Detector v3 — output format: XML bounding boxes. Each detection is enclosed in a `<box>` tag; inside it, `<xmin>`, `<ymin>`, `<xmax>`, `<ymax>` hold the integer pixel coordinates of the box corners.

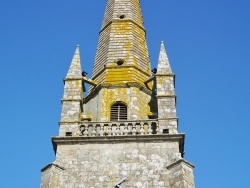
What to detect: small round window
<box><xmin>116</xmin><ymin>59</ymin><xmax>124</xmax><ymax>66</ymax></box>
<box><xmin>119</xmin><ymin>14</ymin><xmax>125</xmax><ymax>19</ymax></box>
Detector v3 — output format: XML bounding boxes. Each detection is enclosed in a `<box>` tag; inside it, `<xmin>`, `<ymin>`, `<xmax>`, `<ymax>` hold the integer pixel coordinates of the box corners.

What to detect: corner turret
<box><xmin>156</xmin><ymin>41</ymin><xmax>178</xmax><ymax>134</ymax></box>
<box><xmin>59</xmin><ymin>45</ymin><xmax>83</xmax><ymax>136</ymax></box>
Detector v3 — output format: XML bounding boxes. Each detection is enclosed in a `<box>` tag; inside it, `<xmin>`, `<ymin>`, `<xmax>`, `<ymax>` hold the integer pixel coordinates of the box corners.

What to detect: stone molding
<box><xmin>52</xmin><ymin>134</ymin><xmax>185</xmax><ymax>154</ymax></box>
<box><xmin>156</xmin><ymin>73</ymin><xmax>175</xmax><ymax>76</ymax></box>
<box><xmin>61</xmin><ymin>99</ymin><xmax>83</xmax><ymax>102</ymax></box>
<box><xmin>41</xmin><ymin>163</ymin><xmax>65</xmax><ymax>172</ymax></box>
<box><xmin>52</xmin><ymin>134</ymin><xmax>184</xmax><ymax>144</ymax></box>
<box><xmin>91</xmin><ymin>64</ymin><xmax>151</xmax><ymax>81</ymax></box>
<box><xmin>156</xmin><ymin>94</ymin><xmax>176</xmax><ymax>98</ymax></box>
<box><xmin>166</xmin><ymin>159</ymin><xmax>195</xmax><ymax>170</ymax></box>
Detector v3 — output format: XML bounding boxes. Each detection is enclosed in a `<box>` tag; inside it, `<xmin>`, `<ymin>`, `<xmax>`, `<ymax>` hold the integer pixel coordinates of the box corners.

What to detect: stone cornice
<box><xmin>59</xmin><ymin>118</ymin><xmax>162</xmax><ymax>125</ymax></box>
<box><xmin>155</xmin><ymin>73</ymin><xmax>175</xmax><ymax>76</ymax></box>
<box><xmin>61</xmin><ymin>98</ymin><xmax>83</xmax><ymax>107</ymax></box>
<box><xmin>59</xmin><ymin>121</ymin><xmax>82</xmax><ymax>125</ymax></box>
<box><xmin>61</xmin><ymin>98</ymin><xmax>82</xmax><ymax>102</ymax></box>
<box><xmin>166</xmin><ymin>159</ymin><xmax>195</xmax><ymax>170</ymax></box>
<box><xmin>91</xmin><ymin>64</ymin><xmax>151</xmax><ymax>81</ymax></box>
<box><xmin>105</xmin><ymin>65</ymin><xmax>151</xmax><ymax>77</ymax></box>
<box><xmin>41</xmin><ymin>163</ymin><xmax>65</xmax><ymax>172</ymax></box>
<box><xmin>157</xmin><ymin>117</ymin><xmax>178</xmax><ymax>121</ymax></box>
<box><xmin>156</xmin><ymin>94</ymin><xmax>176</xmax><ymax>98</ymax></box>
<box><xmin>52</xmin><ymin>134</ymin><xmax>185</xmax><ymax>155</ymax></box>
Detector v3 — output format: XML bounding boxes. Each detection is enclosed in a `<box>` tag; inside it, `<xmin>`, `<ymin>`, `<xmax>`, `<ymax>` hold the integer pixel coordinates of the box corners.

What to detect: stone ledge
<box><xmin>91</xmin><ymin>64</ymin><xmax>151</xmax><ymax>81</ymax></box>
<box><xmin>61</xmin><ymin>98</ymin><xmax>82</xmax><ymax>102</ymax></box>
<box><xmin>52</xmin><ymin>134</ymin><xmax>185</xmax><ymax>155</ymax></box>
<box><xmin>157</xmin><ymin>117</ymin><xmax>178</xmax><ymax>120</ymax></box>
<box><xmin>156</xmin><ymin>73</ymin><xmax>175</xmax><ymax>76</ymax></box>
<box><xmin>156</xmin><ymin>94</ymin><xmax>176</xmax><ymax>98</ymax></box>
<box><xmin>166</xmin><ymin>159</ymin><xmax>195</xmax><ymax>170</ymax></box>
<box><xmin>41</xmin><ymin>163</ymin><xmax>65</xmax><ymax>172</ymax></box>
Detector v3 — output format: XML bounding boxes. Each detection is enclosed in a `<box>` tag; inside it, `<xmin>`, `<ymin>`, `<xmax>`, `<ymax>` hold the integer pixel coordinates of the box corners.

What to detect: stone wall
<box><xmin>84</xmin><ymin>86</ymin><xmax>157</xmax><ymax>122</ymax></box>
<box><xmin>41</xmin><ymin>164</ymin><xmax>65</xmax><ymax>188</ymax></box>
<box><xmin>42</xmin><ymin>139</ymin><xmax>190</xmax><ymax>188</ymax></box>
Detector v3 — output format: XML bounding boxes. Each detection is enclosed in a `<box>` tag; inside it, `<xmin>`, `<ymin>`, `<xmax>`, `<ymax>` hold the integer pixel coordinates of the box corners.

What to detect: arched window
<box><xmin>110</xmin><ymin>102</ymin><xmax>127</xmax><ymax>121</ymax></box>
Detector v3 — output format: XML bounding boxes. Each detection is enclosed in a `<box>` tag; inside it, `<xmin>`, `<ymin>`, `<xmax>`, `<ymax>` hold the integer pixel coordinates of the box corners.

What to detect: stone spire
<box><xmin>66</xmin><ymin>45</ymin><xmax>82</xmax><ymax>79</ymax></box>
<box><xmin>84</xmin><ymin>0</ymin><xmax>156</xmax><ymax>122</ymax></box>
<box><xmin>101</xmin><ymin>0</ymin><xmax>144</xmax><ymax>28</ymax></box>
<box><xmin>41</xmin><ymin>1</ymin><xmax>195</xmax><ymax>187</ymax></box>
<box><xmin>157</xmin><ymin>41</ymin><xmax>172</xmax><ymax>74</ymax></box>
<box><xmin>59</xmin><ymin>46</ymin><xmax>83</xmax><ymax>135</ymax></box>
<box><xmin>91</xmin><ymin>0</ymin><xmax>151</xmax><ymax>86</ymax></box>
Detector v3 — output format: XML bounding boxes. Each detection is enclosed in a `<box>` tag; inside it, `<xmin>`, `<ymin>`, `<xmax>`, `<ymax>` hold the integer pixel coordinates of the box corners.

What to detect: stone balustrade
<box><xmin>79</xmin><ymin>120</ymin><xmax>159</xmax><ymax>136</ymax></box>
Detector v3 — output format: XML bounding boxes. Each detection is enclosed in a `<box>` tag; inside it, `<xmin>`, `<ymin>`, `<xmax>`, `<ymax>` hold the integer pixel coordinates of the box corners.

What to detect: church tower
<box><xmin>41</xmin><ymin>0</ymin><xmax>195</xmax><ymax>187</ymax></box>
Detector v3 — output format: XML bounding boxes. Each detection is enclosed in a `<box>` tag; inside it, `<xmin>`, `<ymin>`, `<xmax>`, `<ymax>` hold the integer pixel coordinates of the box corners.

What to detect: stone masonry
<box><xmin>41</xmin><ymin>0</ymin><xmax>195</xmax><ymax>187</ymax></box>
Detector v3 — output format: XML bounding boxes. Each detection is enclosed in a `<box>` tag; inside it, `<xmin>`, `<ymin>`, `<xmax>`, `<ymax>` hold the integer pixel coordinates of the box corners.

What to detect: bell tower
<box><xmin>85</xmin><ymin>0</ymin><xmax>155</xmax><ymax>122</ymax></box>
<box><xmin>40</xmin><ymin>0</ymin><xmax>195</xmax><ymax>187</ymax></box>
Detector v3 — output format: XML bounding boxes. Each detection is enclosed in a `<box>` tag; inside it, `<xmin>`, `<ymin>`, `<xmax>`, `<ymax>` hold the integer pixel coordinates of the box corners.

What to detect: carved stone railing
<box><xmin>79</xmin><ymin>120</ymin><xmax>159</xmax><ymax>136</ymax></box>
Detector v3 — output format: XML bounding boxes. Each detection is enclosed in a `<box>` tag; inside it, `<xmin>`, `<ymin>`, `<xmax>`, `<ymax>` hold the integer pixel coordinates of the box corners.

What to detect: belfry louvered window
<box><xmin>110</xmin><ymin>102</ymin><xmax>127</xmax><ymax>121</ymax></box>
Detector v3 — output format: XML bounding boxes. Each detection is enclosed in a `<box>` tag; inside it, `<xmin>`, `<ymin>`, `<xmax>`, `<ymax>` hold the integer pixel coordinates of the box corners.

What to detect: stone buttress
<box><xmin>40</xmin><ymin>0</ymin><xmax>195</xmax><ymax>187</ymax></box>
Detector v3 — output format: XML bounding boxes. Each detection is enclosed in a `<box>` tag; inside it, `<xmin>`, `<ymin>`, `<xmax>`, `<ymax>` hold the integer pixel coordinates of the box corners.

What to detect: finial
<box><xmin>157</xmin><ymin>41</ymin><xmax>172</xmax><ymax>74</ymax></box>
<box><xmin>66</xmin><ymin>45</ymin><xmax>82</xmax><ymax>78</ymax></box>
<box><xmin>74</xmin><ymin>45</ymin><xmax>80</xmax><ymax>55</ymax></box>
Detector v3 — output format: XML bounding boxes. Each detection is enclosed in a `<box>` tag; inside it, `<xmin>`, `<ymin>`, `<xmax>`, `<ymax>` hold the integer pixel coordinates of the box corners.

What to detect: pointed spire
<box><xmin>101</xmin><ymin>0</ymin><xmax>144</xmax><ymax>29</ymax></box>
<box><xmin>66</xmin><ymin>45</ymin><xmax>82</xmax><ymax>78</ymax></box>
<box><xmin>157</xmin><ymin>41</ymin><xmax>172</xmax><ymax>74</ymax></box>
<box><xmin>91</xmin><ymin>0</ymin><xmax>151</xmax><ymax>84</ymax></box>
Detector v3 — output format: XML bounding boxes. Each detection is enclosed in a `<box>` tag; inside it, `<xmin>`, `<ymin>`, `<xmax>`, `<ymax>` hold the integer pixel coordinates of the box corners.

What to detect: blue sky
<box><xmin>0</xmin><ymin>0</ymin><xmax>250</xmax><ymax>187</ymax></box>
